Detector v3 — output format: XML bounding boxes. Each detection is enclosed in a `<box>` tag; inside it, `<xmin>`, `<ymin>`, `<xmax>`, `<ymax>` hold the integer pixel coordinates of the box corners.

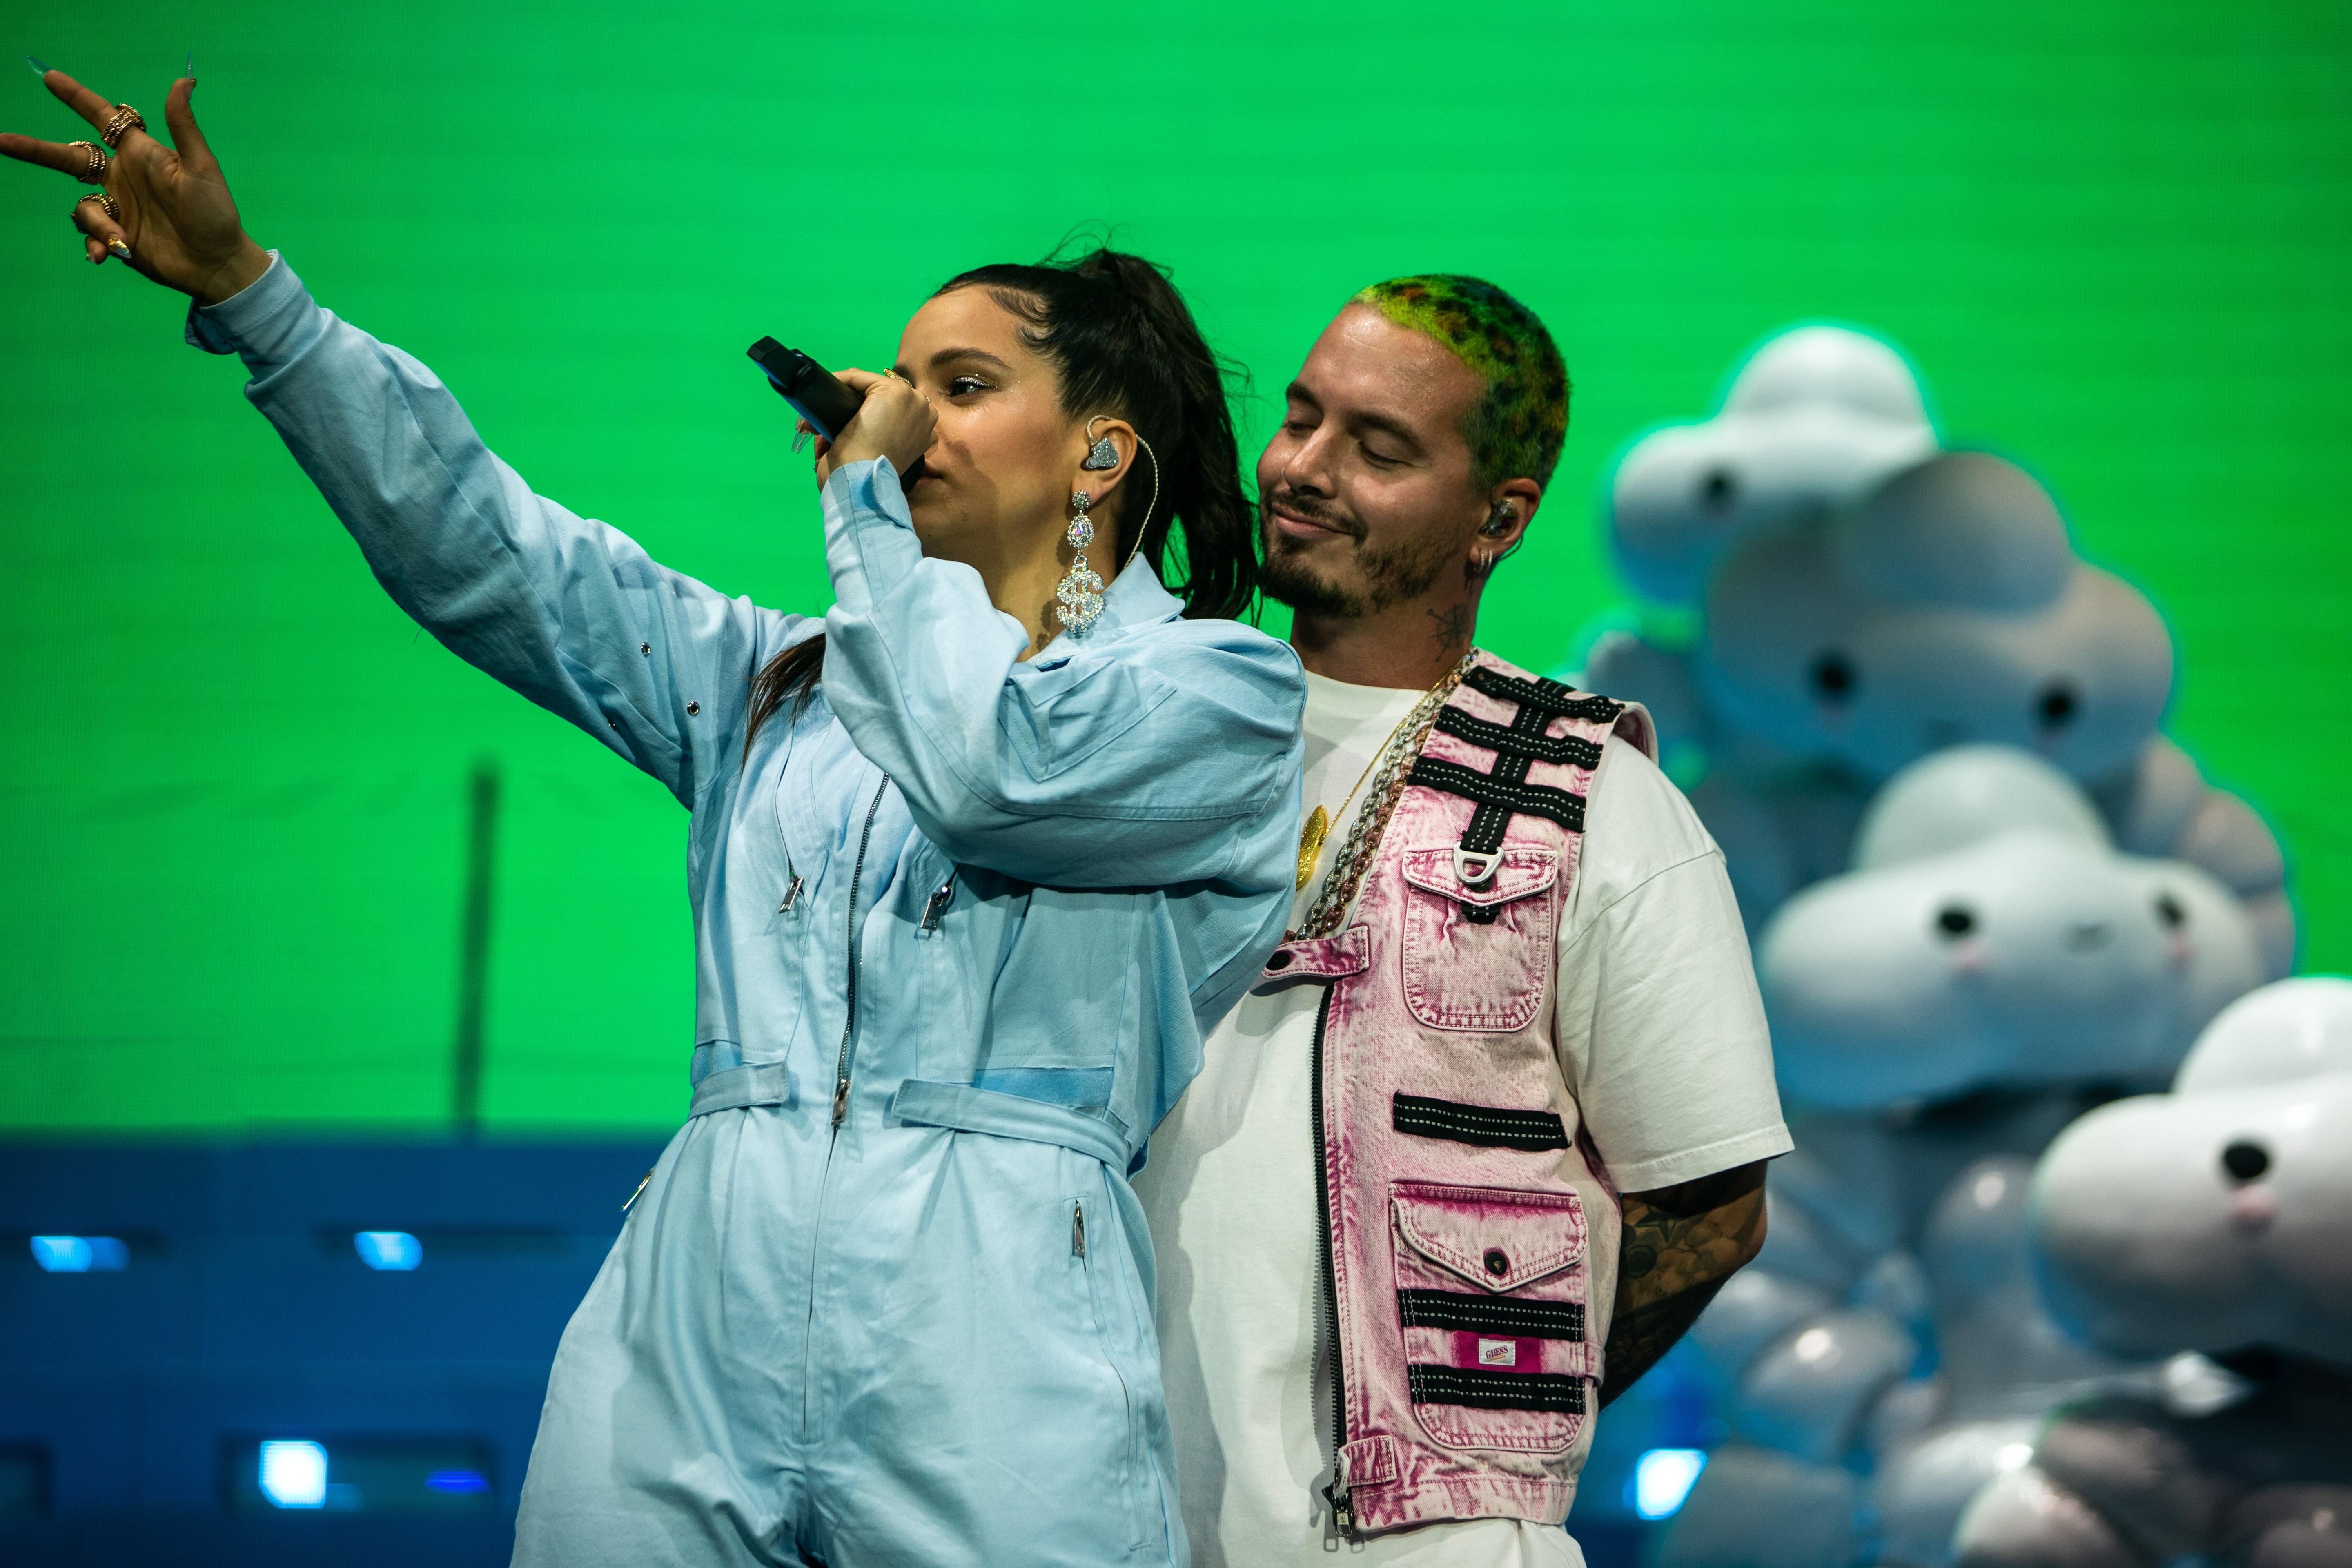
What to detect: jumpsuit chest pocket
<box><xmin>1399</xmin><ymin>846</ymin><xmax>1559</xmax><ymax>1033</ymax></box>
<box><xmin>1390</xmin><ymin>1183</ymin><xmax>1591</xmax><ymax>1455</ymax></box>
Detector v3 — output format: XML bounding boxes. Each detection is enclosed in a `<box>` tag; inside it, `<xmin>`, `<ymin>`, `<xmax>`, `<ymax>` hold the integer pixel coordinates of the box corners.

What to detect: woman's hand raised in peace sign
<box><xmin>2</xmin><ymin>63</ymin><xmax>270</xmax><ymax>304</ymax></box>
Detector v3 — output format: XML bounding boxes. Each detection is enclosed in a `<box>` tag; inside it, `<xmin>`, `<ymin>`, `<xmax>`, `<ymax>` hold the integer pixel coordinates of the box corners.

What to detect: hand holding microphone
<box><xmin>816</xmin><ymin>369</ymin><xmax>934</xmax><ymax>486</ymax></box>
<box><xmin>748</xmin><ymin>338</ymin><xmax>934</xmax><ymax>488</ymax></box>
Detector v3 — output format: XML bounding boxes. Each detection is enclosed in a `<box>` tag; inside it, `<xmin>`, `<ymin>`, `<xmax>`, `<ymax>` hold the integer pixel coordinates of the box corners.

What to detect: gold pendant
<box><xmin>1296</xmin><ymin>804</ymin><xmax>1331</xmax><ymax>890</ymax></box>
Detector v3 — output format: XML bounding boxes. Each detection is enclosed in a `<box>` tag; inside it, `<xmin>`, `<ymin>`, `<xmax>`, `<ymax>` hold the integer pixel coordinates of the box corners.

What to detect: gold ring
<box><xmin>75</xmin><ymin>190</ymin><xmax>119</xmax><ymax>222</ymax></box>
<box><xmin>66</xmin><ymin>140</ymin><xmax>108</xmax><ymax>184</ymax></box>
<box><xmin>99</xmin><ymin>103</ymin><xmax>145</xmax><ymax>149</ymax></box>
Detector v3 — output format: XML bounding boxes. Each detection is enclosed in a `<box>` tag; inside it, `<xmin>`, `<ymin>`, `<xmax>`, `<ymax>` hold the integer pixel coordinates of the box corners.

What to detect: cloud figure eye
<box><xmin>1935</xmin><ymin>904</ymin><xmax>1977</xmax><ymax>938</ymax></box>
<box><xmin>2154</xmin><ymin>891</ymin><xmax>2186</xmax><ymax>929</ymax></box>
<box><xmin>2220</xmin><ymin>1140</ymin><xmax>2270</xmax><ymax>1183</ymax></box>
<box><xmin>1809</xmin><ymin>650</ymin><xmax>1858</xmax><ymax>704</ymax></box>
<box><xmin>2036</xmin><ymin>682</ymin><xmax>2080</xmax><ymax>728</ymax></box>
<box><xmin>1699</xmin><ymin>468</ymin><xmax>1738</xmax><ymax>515</ymax></box>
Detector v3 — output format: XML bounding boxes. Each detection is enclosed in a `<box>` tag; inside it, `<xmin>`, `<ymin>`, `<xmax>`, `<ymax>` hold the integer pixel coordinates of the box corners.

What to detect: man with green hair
<box><xmin>1136</xmin><ymin>277</ymin><xmax>1788</xmax><ymax>1561</ymax></box>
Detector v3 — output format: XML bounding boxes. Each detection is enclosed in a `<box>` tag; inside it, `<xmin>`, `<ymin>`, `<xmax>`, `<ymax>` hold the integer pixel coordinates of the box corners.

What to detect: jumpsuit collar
<box><xmin>1028</xmin><ymin>556</ymin><xmax>1184</xmax><ymax>670</ymax></box>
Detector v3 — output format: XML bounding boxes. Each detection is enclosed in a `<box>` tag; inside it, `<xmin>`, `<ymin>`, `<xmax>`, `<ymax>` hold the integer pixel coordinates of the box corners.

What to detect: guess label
<box><xmin>1450</xmin><ymin>1331</ymin><xmax>1544</xmax><ymax>1372</ymax></box>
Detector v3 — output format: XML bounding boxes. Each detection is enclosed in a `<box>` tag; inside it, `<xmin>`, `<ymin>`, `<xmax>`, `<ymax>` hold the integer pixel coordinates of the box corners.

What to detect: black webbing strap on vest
<box><xmin>1407</xmin><ymin>1364</ymin><xmax>1587</xmax><ymax>1414</ymax></box>
<box><xmin>1407</xmin><ymin>665</ymin><xmax>1622</xmax><ymax>858</ymax></box>
<box><xmin>1393</xmin><ymin>1092</ymin><xmax>1570</xmax><ymax>1150</ymax></box>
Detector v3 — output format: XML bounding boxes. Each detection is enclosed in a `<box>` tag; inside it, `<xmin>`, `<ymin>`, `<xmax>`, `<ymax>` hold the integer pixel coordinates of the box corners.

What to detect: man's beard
<box><xmin>1259</xmin><ymin>493</ymin><xmax>1459</xmax><ymax>618</ymax></box>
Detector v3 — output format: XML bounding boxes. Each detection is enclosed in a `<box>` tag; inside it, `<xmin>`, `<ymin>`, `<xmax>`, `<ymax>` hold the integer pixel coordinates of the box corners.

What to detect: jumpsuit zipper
<box><xmin>1309</xmin><ymin>984</ymin><xmax>1354</xmax><ymax>1537</ymax></box>
<box><xmin>802</xmin><ymin>772</ymin><xmax>892</xmax><ymax>1440</ymax></box>
<box><xmin>830</xmin><ymin>776</ymin><xmax>890</xmax><ymax>1129</ymax></box>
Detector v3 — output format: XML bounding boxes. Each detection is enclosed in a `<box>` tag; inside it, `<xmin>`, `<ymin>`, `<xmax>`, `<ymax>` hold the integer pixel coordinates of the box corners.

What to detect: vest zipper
<box><xmin>830</xmin><ymin>776</ymin><xmax>890</xmax><ymax>1129</ymax></box>
<box><xmin>1309</xmin><ymin>984</ymin><xmax>1354</xmax><ymax>1537</ymax></box>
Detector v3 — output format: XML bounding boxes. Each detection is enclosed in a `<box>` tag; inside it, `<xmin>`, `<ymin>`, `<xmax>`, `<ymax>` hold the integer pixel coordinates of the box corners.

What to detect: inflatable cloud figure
<box><xmin>1949</xmin><ymin>977</ymin><xmax>2352</xmax><ymax>1568</ymax></box>
<box><xmin>1761</xmin><ymin>746</ymin><xmax>2265</xmax><ymax>1111</ymax></box>
<box><xmin>1587</xmin><ymin>346</ymin><xmax>2292</xmax><ymax>963</ymax></box>
<box><xmin>1650</xmin><ymin>1445</ymin><xmax>1864</xmax><ymax>1568</ymax></box>
<box><xmin>1864</xmin><ymin>1156</ymin><xmax>2148</xmax><ymax>1568</ymax></box>
<box><xmin>2029</xmin><ymin>976</ymin><xmax>2352</xmax><ymax>1365</ymax></box>
<box><xmin>1608</xmin><ymin>325</ymin><xmax>1938</xmax><ymax>607</ymax></box>
<box><xmin>1699</xmin><ymin>452</ymin><xmax>2169</xmax><ymax>780</ymax></box>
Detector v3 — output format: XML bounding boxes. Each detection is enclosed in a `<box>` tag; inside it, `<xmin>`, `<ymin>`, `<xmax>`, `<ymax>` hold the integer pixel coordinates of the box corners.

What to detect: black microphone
<box><xmin>747</xmin><ymin>338</ymin><xmax>863</xmax><ymax>442</ymax></box>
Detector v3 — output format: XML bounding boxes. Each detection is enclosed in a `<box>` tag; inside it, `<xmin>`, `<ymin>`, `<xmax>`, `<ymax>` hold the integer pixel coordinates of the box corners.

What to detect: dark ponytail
<box><xmin>746</xmin><ymin>245</ymin><xmax>1256</xmax><ymax>750</ymax></box>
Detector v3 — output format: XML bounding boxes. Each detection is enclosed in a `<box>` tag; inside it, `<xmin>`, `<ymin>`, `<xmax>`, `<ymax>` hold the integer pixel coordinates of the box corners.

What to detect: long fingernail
<box><xmin>185</xmin><ymin>49</ymin><xmax>195</xmax><ymax>80</ymax></box>
<box><xmin>108</xmin><ymin>237</ymin><xmax>131</xmax><ymax>261</ymax></box>
<box><xmin>26</xmin><ymin>54</ymin><xmax>49</xmax><ymax>77</ymax></box>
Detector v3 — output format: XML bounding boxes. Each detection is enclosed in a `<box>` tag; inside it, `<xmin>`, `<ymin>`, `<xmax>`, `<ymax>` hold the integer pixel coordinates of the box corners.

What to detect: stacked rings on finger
<box><xmin>75</xmin><ymin>190</ymin><xmax>120</xmax><ymax>222</ymax></box>
<box><xmin>66</xmin><ymin>140</ymin><xmax>108</xmax><ymax>184</ymax></box>
<box><xmin>99</xmin><ymin>104</ymin><xmax>145</xmax><ymax>148</ymax></box>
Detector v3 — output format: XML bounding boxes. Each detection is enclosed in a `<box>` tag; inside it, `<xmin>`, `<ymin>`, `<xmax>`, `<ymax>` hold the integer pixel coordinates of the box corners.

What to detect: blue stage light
<box><xmin>354</xmin><ymin>1231</ymin><xmax>423</xmax><ymax>1270</ymax></box>
<box><xmin>1632</xmin><ymin>1447</ymin><xmax>1707</xmax><ymax>1520</ymax></box>
<box><xmin>29</xmin><ymin>1236</ymin><xmax>128</xmax><ymax>1272</ymax></box>
<box><xmin>258</xmin><ymin>1440</ymin><xmax>329</xmax><ymax>1509</ymax></box>
<box><xmin>425</xmin><ymin>1469</ymin><xmax>490</xmax><ymax>1493</ymax></box>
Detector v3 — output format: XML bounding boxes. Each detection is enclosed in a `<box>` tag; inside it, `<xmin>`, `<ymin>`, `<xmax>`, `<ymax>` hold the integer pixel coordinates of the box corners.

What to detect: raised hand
<box><xmin>2</xmin><ymin>62</ymin><xmax>270</xmax><ymax>304</ymax></box>
<box><xmin>817</xmin><ymin>370</ymin><xmax>938</xmax><ymax>485</ymax></box>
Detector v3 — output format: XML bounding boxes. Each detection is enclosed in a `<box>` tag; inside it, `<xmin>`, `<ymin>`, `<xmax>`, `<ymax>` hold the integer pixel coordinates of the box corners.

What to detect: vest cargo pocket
<box><xmin>1399</xmin><ymin>846</ymin><xmax>1559</xmax><ymax>1032</ymax></box>
<box><xmin>1390</xmin><ymin>1182</ymin><xmax>1591</xmax><ymax>1454</ymax></box>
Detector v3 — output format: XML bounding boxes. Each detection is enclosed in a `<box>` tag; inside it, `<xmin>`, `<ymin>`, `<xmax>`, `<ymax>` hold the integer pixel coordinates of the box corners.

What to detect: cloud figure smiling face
<box><xmin>1608</xmin><ymin>325</ymin><xmax>1938</xmax><ymax>606</ymax></box>
<box><xmin>1698</xmin><ymin>453</ymin><xmax>2174</xmax><ymax>784</ymax></box>
<box><xmin>1764</xmin><ymin>831</ymin><xmax>2175</xmax><ymax>1107</ymax></box>
<box><xmin>1760</xmin><ymin>747</ymin><xmax>2263</xmax><ymax>1110</ymax></box>
<box><xmin>2029</xmin><ymin>978</ymin><xmax>2352</xmax><ymax>1364</ymax></box>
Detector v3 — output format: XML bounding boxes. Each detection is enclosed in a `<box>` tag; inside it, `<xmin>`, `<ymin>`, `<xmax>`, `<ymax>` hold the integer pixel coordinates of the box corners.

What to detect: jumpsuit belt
<box><xmin>687</xmin><ymin>1060</ymin><xmax>795</xmax><ymax>1117</ymax></box>
<box><xmin>891</xmin><ymin>1080</ymin><xmax>1134</xmax><ymax>1168</ymax></box>
<box><xmin>685</xmin><ymin>1063</ymin><xmax>1134</xmax><ymax>1169</ymax></box>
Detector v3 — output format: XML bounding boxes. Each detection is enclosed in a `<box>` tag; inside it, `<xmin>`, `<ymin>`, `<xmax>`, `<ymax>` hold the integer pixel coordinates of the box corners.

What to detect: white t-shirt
<box><xmin>1136</xmin><ymin>669</ymin><xmax>1790</xmax><ymax>1568</ymax></box>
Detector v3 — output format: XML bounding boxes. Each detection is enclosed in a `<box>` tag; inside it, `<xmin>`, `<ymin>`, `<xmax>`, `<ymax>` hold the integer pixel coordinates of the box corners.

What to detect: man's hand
<box><xmin>1598</xmin><ymin>1160</ymin><xmax>1768</xmax><ymax>1408</ymax></box>
<box><xmin>2</xmin><ymin>66</ymin><xmax>270</xmax><ymax>304</ymax></box>
<box><xmin>815</xmin><ymin>370</ymin><xmax>936</xmax><ymax>484</ymax></box>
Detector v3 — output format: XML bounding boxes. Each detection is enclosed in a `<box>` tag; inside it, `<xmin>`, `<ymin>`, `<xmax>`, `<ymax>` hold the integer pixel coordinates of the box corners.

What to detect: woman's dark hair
<box><xmin>746</xmin><ymin>246</ymin><xmax>1256</xmax><ymax>750</ymax></box>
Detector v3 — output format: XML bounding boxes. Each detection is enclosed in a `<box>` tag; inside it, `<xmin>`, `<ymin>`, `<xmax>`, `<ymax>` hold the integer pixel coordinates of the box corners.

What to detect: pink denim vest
<box><xmin>1258</xmin><ymin>652</ymin><xmax>1654</xmax><ymax>1537</ymax></box>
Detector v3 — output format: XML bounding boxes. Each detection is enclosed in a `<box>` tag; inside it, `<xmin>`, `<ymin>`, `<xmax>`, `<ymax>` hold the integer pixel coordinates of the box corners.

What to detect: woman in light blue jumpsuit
<box><xmin>6</xmin><ymin>65</ymin><xmax>1303</xmax><ymax>1567</ymax></box>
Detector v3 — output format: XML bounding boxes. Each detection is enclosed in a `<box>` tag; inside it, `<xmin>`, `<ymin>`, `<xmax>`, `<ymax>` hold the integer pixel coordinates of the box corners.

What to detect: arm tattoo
<box><xmin>1426</xmin><ymin>602</ymin><xmax>1472</xmax><ymax>652</ymax></box>
<box><xmin>1599</xmin><ymin>1161</ymin><xmax>1768</xmax><ymax>1408</ymax></box>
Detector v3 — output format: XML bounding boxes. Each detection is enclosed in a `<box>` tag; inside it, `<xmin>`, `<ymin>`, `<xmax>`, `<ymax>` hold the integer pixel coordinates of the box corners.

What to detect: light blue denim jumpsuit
<box><xmin>189</xmin><ymin>258</ymin><xmax>1305</xmax><ymax>1567</ymax></box>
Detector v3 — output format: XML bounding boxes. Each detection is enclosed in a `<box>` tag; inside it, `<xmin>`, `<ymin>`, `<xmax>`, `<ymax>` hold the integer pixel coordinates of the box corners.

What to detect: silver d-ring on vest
<box><xmin>1452</xmin><ymin>847</ymin><xmax>1499</xmax><ymax>888</ymax></box>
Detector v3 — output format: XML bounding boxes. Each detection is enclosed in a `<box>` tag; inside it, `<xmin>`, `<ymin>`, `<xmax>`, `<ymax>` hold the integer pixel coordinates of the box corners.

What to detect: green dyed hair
<box><xmin>1353</xmin><ymin>274</ymin><xmax>1569</xmax><ymax>491</ymax></box>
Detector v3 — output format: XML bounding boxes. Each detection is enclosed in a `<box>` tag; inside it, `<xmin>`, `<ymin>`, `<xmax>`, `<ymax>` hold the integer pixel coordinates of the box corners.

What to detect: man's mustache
<box><xmin>1263</xmin><ymin>488</ymin><xmax>1362</xmax><ymax>540</ymax></box>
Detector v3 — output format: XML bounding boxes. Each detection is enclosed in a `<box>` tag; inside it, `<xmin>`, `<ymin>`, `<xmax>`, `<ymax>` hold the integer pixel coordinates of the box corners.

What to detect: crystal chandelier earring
<box><xmin>1056</xmin><ymin>488</ymin><xmax>1109</xmax><ymax>635</ymax></box>
<box><xmin>1056</xmin><ymin>420</ymin><xmax>1159</xmax><ymax>639</ymax></box>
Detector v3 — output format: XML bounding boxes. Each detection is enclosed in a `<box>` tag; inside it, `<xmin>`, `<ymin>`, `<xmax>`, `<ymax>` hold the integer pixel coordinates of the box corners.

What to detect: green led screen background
<box><xmin>3</xmin><ymin>1</ymin><xmax>2347</xmax><ymax>1133</ymax></box>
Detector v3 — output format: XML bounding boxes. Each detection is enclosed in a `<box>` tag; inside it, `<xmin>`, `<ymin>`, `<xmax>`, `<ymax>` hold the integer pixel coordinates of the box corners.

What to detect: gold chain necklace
<box><xmin>1295</xmin><ymin>714</ymin><xmax>1413</xmax><ymax>891</ymax></box>
<box><xmin>1290</xmin><ymin>653</ymin><xmax>1475</xmax><ymax>934</ymax></box>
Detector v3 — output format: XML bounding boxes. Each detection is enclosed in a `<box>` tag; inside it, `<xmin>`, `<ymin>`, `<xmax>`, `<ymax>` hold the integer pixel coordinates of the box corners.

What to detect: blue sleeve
<box><xmin>189</xmin><ymin>255</ymin><xmax>804</xmax><ymax>807</ymax></box>
<box><xmin>817</xmin><ymin>459</ymin><xmax>1304</xmax><ymax>890</ymax></box>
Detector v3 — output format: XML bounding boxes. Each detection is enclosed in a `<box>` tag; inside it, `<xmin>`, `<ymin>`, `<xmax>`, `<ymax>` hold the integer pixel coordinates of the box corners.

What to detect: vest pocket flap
<box><xmin>1401</xmin><ymin>846</ymin><xmax>1558</xmax><ymax>907</ymax></box>
<box><xmin>1258</xmin><ymin>924</ymin><xmax>1371</xmax><ymax>987</ymax></box>
<box><xmin>1390</xmin><ymin>1183</ymin><xmax>1587</xmax><ymax>1294</ymax></box>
